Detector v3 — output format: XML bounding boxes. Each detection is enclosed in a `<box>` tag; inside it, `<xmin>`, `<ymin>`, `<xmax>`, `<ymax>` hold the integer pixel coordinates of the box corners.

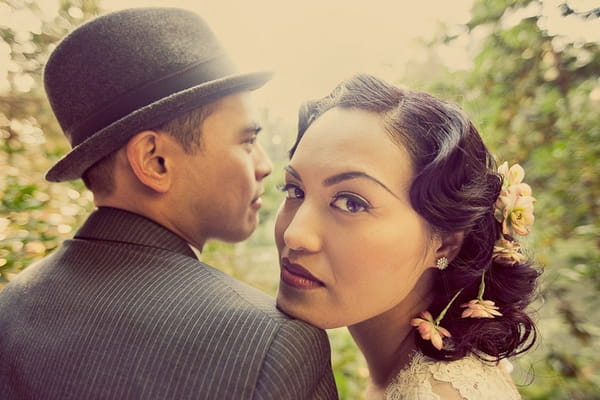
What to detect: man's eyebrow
<box><xmin>284</xmin><ymin>166</ymin><xmax>399</xmax><ymax>198</ymax></box>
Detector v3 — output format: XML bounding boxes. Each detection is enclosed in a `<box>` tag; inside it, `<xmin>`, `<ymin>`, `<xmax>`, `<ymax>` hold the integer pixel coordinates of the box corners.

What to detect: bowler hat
<box><xmin>44</xmin><ymin>7</ymin><xmax>272</xmax><ymax>182</ymax></box>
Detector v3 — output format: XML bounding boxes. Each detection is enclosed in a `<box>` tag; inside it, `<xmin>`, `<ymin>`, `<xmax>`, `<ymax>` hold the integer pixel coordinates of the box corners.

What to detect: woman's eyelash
<box><xmin>330</xmin><ymin>192</ymin><xmax>372</xmax><ymax>213</ymax></box>
<box><xmin>276</xmin><ymin>184</ymin><xmax>371</xmax><ymax>213</ymax></box>
<box><xmin>277</xmin><ymin>183</ymin><xmax>293</xmax><ymax>192</ymax></box>
<box><xmin>278</xmin><ymin>183</ymin><xmax>304</xmax><ymax>199</ymax></box>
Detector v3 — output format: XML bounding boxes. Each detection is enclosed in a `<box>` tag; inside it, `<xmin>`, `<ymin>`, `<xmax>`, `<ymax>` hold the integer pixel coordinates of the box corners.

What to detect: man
<box><xmin>0</xmin><ymin>8</ymin><xmax>338</xmax><ymax>399</ymax></box>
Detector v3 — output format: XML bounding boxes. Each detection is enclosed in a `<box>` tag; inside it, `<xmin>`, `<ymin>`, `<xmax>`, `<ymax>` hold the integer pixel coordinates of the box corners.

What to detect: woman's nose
<box><xmin>282</xmin><ymin>203</ymin><xmax>322</xmax><ymax>253</ymax></box>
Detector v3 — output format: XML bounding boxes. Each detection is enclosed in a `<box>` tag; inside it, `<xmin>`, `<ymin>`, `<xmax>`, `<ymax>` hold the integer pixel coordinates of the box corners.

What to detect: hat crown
<box><xmin>44</xmin><ymin>7</ymin><xmax>230</xmax><ymax>141</ymax></box>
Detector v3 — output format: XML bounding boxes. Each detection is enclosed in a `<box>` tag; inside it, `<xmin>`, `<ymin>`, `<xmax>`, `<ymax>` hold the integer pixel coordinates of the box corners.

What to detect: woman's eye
<box><xmin>279</xmin><ymin>183</ymin><xmax>304</xmax><ymax>200</ymax></box>
<box><xmin>330</xmin><ymin>194</ymin><xmax>370</xmax><ymax>213</ymax></box>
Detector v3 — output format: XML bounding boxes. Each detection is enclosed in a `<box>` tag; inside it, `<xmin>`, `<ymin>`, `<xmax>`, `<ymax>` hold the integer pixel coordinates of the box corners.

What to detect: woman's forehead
<box><xmin>290</xmin><ymin>108</ymin><xmax>414</xmax><ymax>189</ymax></box>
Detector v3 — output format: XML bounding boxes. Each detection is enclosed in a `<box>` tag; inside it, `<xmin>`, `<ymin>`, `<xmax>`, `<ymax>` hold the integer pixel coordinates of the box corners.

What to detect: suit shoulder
<box><xmin>197</xmin><ymin>260</ymin><xmax>329</xmax><ymax>339</ymax></box>
<box><xmin>201</xmin><ymin>262</ymin><xmax>295</xmax><ymax>320</ymax></box>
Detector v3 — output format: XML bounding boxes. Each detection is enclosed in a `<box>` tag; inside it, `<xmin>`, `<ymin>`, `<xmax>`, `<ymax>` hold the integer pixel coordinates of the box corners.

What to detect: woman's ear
<box><xmin>435</xmin><ymin>231</ymin><xmax>465</xmax><ymax>263</ymax></box>
<box><xmin>125</xmin><ymin>130</ymin><xmax>172</xmax><ymax>193</ymax></box>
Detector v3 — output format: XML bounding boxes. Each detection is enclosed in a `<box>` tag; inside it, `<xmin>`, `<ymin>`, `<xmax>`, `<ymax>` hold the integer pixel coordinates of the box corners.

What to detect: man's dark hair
<box><xmin>82</xmin><ymin>103</ymin><xmax>216</xmax><ymax>195</ymax></box>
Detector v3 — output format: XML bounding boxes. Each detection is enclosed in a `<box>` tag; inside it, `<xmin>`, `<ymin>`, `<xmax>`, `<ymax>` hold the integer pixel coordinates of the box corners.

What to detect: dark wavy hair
<box><xmin>290</xmin><ymin>74</ymin><xmax>540</xmax><ymax>362</ymax></box>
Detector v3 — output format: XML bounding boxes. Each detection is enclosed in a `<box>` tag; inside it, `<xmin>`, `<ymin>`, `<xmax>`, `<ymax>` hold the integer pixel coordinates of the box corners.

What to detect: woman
<box><xmin>275</xmin><ymin>74</ymin><xmax>539</xmax><ymax>399</ymax></box>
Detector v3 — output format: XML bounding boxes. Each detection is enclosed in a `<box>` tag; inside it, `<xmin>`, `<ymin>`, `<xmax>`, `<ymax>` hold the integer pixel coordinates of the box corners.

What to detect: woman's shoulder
<box><xmin>385</xmin><ymin>352</ymin><xmax>521</xmax><ymax>400</ymax></box>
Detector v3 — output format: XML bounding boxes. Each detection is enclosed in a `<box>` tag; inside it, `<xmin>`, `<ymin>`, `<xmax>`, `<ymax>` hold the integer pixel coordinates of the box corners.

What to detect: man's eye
<box><xmin>244</xmin><ymin>136</ymin><xmax>257</xmax><ymax>145</ymax></box>
<box><xmin>279</xmin><ymin>183</ymin><xmax>304</xmax><ymax>199</ymax></box>
<box><xmin>330</xmin><ymin>194</ymin><xmax>370</xmax><ymax>213</ymax></box>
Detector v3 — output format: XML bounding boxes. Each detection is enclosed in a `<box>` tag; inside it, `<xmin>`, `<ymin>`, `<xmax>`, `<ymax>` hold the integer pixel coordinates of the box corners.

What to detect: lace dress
<box><xmin>384</xmin><ymin>352</ymin><xmax>521</xmax><ymax>400</ymax></box>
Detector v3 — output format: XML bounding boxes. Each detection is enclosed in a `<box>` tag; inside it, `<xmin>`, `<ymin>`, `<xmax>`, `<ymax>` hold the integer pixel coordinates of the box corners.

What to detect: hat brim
<box><xmin>45</xmin><ymin>71</ymin><xmax>272</xmax><ymax>182</ymax></box>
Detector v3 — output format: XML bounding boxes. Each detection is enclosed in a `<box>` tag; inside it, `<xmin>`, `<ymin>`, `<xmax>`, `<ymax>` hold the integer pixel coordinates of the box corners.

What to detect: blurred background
<box><xmin>1</xmin><ymin>0</ymin><xmax>598</xmax><ymax>398</ymax></box>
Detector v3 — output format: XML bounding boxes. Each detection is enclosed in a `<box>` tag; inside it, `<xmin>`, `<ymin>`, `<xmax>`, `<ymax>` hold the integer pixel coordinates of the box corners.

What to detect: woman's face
<box><xmin>275</xmin><ymin>107</ymin><xmax>441</xmax><ymax>329</ymax></box>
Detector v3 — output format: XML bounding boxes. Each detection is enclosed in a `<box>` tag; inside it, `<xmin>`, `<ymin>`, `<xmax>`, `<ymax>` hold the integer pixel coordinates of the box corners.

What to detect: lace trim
<box><xmin>385</xmin><ymin>352</ymin><xmax>521</xmax><ymax>400</ymax></box>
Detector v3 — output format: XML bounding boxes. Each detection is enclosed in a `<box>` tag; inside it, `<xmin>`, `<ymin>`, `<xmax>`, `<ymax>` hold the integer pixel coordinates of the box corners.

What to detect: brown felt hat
<box><xmin>43</xmin><ymin>7</ymin><xmax>272</xmax><ymax>182</ymax></box>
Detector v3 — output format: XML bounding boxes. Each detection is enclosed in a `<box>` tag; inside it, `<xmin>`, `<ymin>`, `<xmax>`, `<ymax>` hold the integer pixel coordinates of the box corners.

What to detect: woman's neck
<box><xmin>348</xmin><ymin>270</ymin><xmax>435</xmax><ymax>392</ymax></box>
<box><xmin>348</xmin><ymin>303</ymin><xmax>418</xmax><ymax>388</ymax></box>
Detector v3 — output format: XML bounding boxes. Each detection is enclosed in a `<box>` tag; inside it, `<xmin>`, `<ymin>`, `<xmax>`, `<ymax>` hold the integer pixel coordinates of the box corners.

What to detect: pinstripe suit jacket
<box><xmin>0</xmin><ymin>207</ymin><xmax>338</xmax><ymax>399</ymax></box>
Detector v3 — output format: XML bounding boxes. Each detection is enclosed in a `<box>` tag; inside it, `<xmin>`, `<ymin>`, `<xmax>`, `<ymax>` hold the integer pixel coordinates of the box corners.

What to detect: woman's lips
<box><xmin>280</xmin><ymin>258</ymin><xmax>324</xmax><ymax>289</ymax></box>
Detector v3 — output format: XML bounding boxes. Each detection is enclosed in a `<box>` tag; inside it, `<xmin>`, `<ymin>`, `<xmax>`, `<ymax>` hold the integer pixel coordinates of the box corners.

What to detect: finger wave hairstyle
<box><xmin>290</xmin><ymin>73</ymin><xmax>540</xmax><ymax>362</ymax></box>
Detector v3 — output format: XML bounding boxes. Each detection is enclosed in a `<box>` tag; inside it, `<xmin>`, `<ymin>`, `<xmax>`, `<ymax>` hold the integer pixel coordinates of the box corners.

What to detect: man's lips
<box><xmin>280</xmin><ymin>257</ymin><xmax>324</xmax><ymax>289</ymax></box>
<box><xmin>251</xmin><ymin>192</ymin><xmax>264</xmax><ymax>209</ymax></box>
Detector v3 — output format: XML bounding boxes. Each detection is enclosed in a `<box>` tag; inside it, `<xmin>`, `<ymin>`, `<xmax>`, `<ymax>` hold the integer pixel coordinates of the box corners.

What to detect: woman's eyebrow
<box><xmin>284</xmin><ymin>165</ymin><xmax>301</xmax><ymax>180</ymax></box>
<box><xmin>284</xmin><ymin>165</ymin><xmax>400</xmax><ymax>199</ymax></box>
<box><xmin>323</xmin><ymin>171</ymin><xmax>399</xmax><ymax>198</ymax></box>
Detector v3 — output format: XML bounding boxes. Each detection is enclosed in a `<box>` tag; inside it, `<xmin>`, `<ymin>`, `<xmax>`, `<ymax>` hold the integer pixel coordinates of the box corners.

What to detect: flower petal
<box><xmin>430</xmin><ymin>330</ymin><xmax>443</xmax><ymax>350</ymax></box>
<box><xmin>508</xmin><ymin>164</ymin><xmax>525</xmax><ymax>185</ymax></box>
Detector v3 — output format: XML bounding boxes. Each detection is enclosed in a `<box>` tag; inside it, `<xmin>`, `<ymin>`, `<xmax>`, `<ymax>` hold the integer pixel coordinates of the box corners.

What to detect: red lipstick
<box><xmin>280</xmin><ymin>257</ymin><xmax>324</xmax><ymax>289</ymax></box>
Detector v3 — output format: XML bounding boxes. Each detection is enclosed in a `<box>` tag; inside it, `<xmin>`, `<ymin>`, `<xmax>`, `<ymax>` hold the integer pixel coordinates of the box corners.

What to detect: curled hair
<box><xmin>291</xmin><ymin>74</ymin><xmax>540</xmax><ymax>362</ymax></box>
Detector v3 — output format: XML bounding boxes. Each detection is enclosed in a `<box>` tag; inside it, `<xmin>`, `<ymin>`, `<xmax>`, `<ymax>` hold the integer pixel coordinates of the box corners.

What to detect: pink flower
<box><xmin>460</xmin><ymin>299</ymin><xmax>503</xmax><ymax>319</ymax></box>
<box><xmin>497</xmin><ymin>162</ymin><xmax>510</xmax><ymax>180</ymax></box>
<box><xmin>460</xmin><ymin>271</ymin><xmax>502</xmax><ymax>320</ymax></box>
<box><xmin>493</xmin><ymin>237</ymin><xmax>525</xmax><ymax>265</ymax></box>
<box><xmin>498</xmin><ymin>162</ymin><xmax>525</xmax><ymax>188</ymax></box>
<box><xmin>410</xmin><ymin>311</ymin><xmax>451</xmax><ymax>350</ymax></box>
<box><xmin>494</xmin><ymin>164</ymin><xmax>536</xmax><ymax>237</ymax></box>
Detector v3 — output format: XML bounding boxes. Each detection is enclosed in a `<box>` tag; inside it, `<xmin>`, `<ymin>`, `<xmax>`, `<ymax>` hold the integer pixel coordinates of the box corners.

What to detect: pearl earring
<box><xmin>436</xmin><ymin>257</ymin><xmax>449</xmax><ymax>270</ymax></box>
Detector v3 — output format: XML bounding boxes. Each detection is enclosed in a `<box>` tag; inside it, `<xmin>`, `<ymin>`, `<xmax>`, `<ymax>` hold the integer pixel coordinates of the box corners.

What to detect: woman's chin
<box><xmin>275</xmin><ymin>293</ymin><xmax>337</xmax><ymax>329</ymax></box>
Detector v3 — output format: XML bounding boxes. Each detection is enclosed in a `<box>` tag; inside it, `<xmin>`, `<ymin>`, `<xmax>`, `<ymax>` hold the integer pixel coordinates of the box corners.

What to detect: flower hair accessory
<box><xmin>412</xmin><ymin>162</ymin><xmax>535</xmax><ymax>350</ymax></box>
<box><xmin>493</xmin><ymin>162</ymin><xmax>536</xmax><ymax>264</ymax></box>
<box><xmin>411</xmin><ymin>289</ymin><xmax>462</xmax><ymax>350</ymax></box>
<box><xmin>460</xmin><ymin>271</ymin><xmax>502</xmax><ymax>319</ymax></box>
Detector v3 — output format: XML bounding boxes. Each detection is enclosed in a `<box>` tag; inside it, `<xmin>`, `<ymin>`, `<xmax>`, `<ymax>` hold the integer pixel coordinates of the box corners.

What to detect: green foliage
<box><xmin>328</xmin><ymin>328</ymin><xmax>368</xmax><ymax>400</ymax></box>
<box><xmin>0</xmin><ymin>0</ymin><xmax>100</xmax><ymax>286</ymax></box>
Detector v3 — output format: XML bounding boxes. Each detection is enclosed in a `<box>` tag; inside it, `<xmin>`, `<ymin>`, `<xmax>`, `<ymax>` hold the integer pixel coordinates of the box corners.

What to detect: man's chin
<box><xmin>219</xmin><ymin>225</ymin><xmax>257</xmax><ymax>243</ymax></box>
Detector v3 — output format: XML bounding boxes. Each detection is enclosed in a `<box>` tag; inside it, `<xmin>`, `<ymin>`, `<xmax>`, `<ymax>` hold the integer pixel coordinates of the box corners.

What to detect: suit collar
<box><xmin>75</xmin><ymin>207</ymin><xmax>197</xmax><ymax>258</ymax></box>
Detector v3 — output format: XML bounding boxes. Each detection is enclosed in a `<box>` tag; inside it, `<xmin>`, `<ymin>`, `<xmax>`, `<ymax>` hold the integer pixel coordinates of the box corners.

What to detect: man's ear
<box><xmin>435</xmin><ymin>231</ymin><xmax>465</xmax><ymax>263</ymax></box>
<box><xmin>125</xmin><ymin>131</ymin><xmax>172</xmax><ymax>193</ymax></box>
